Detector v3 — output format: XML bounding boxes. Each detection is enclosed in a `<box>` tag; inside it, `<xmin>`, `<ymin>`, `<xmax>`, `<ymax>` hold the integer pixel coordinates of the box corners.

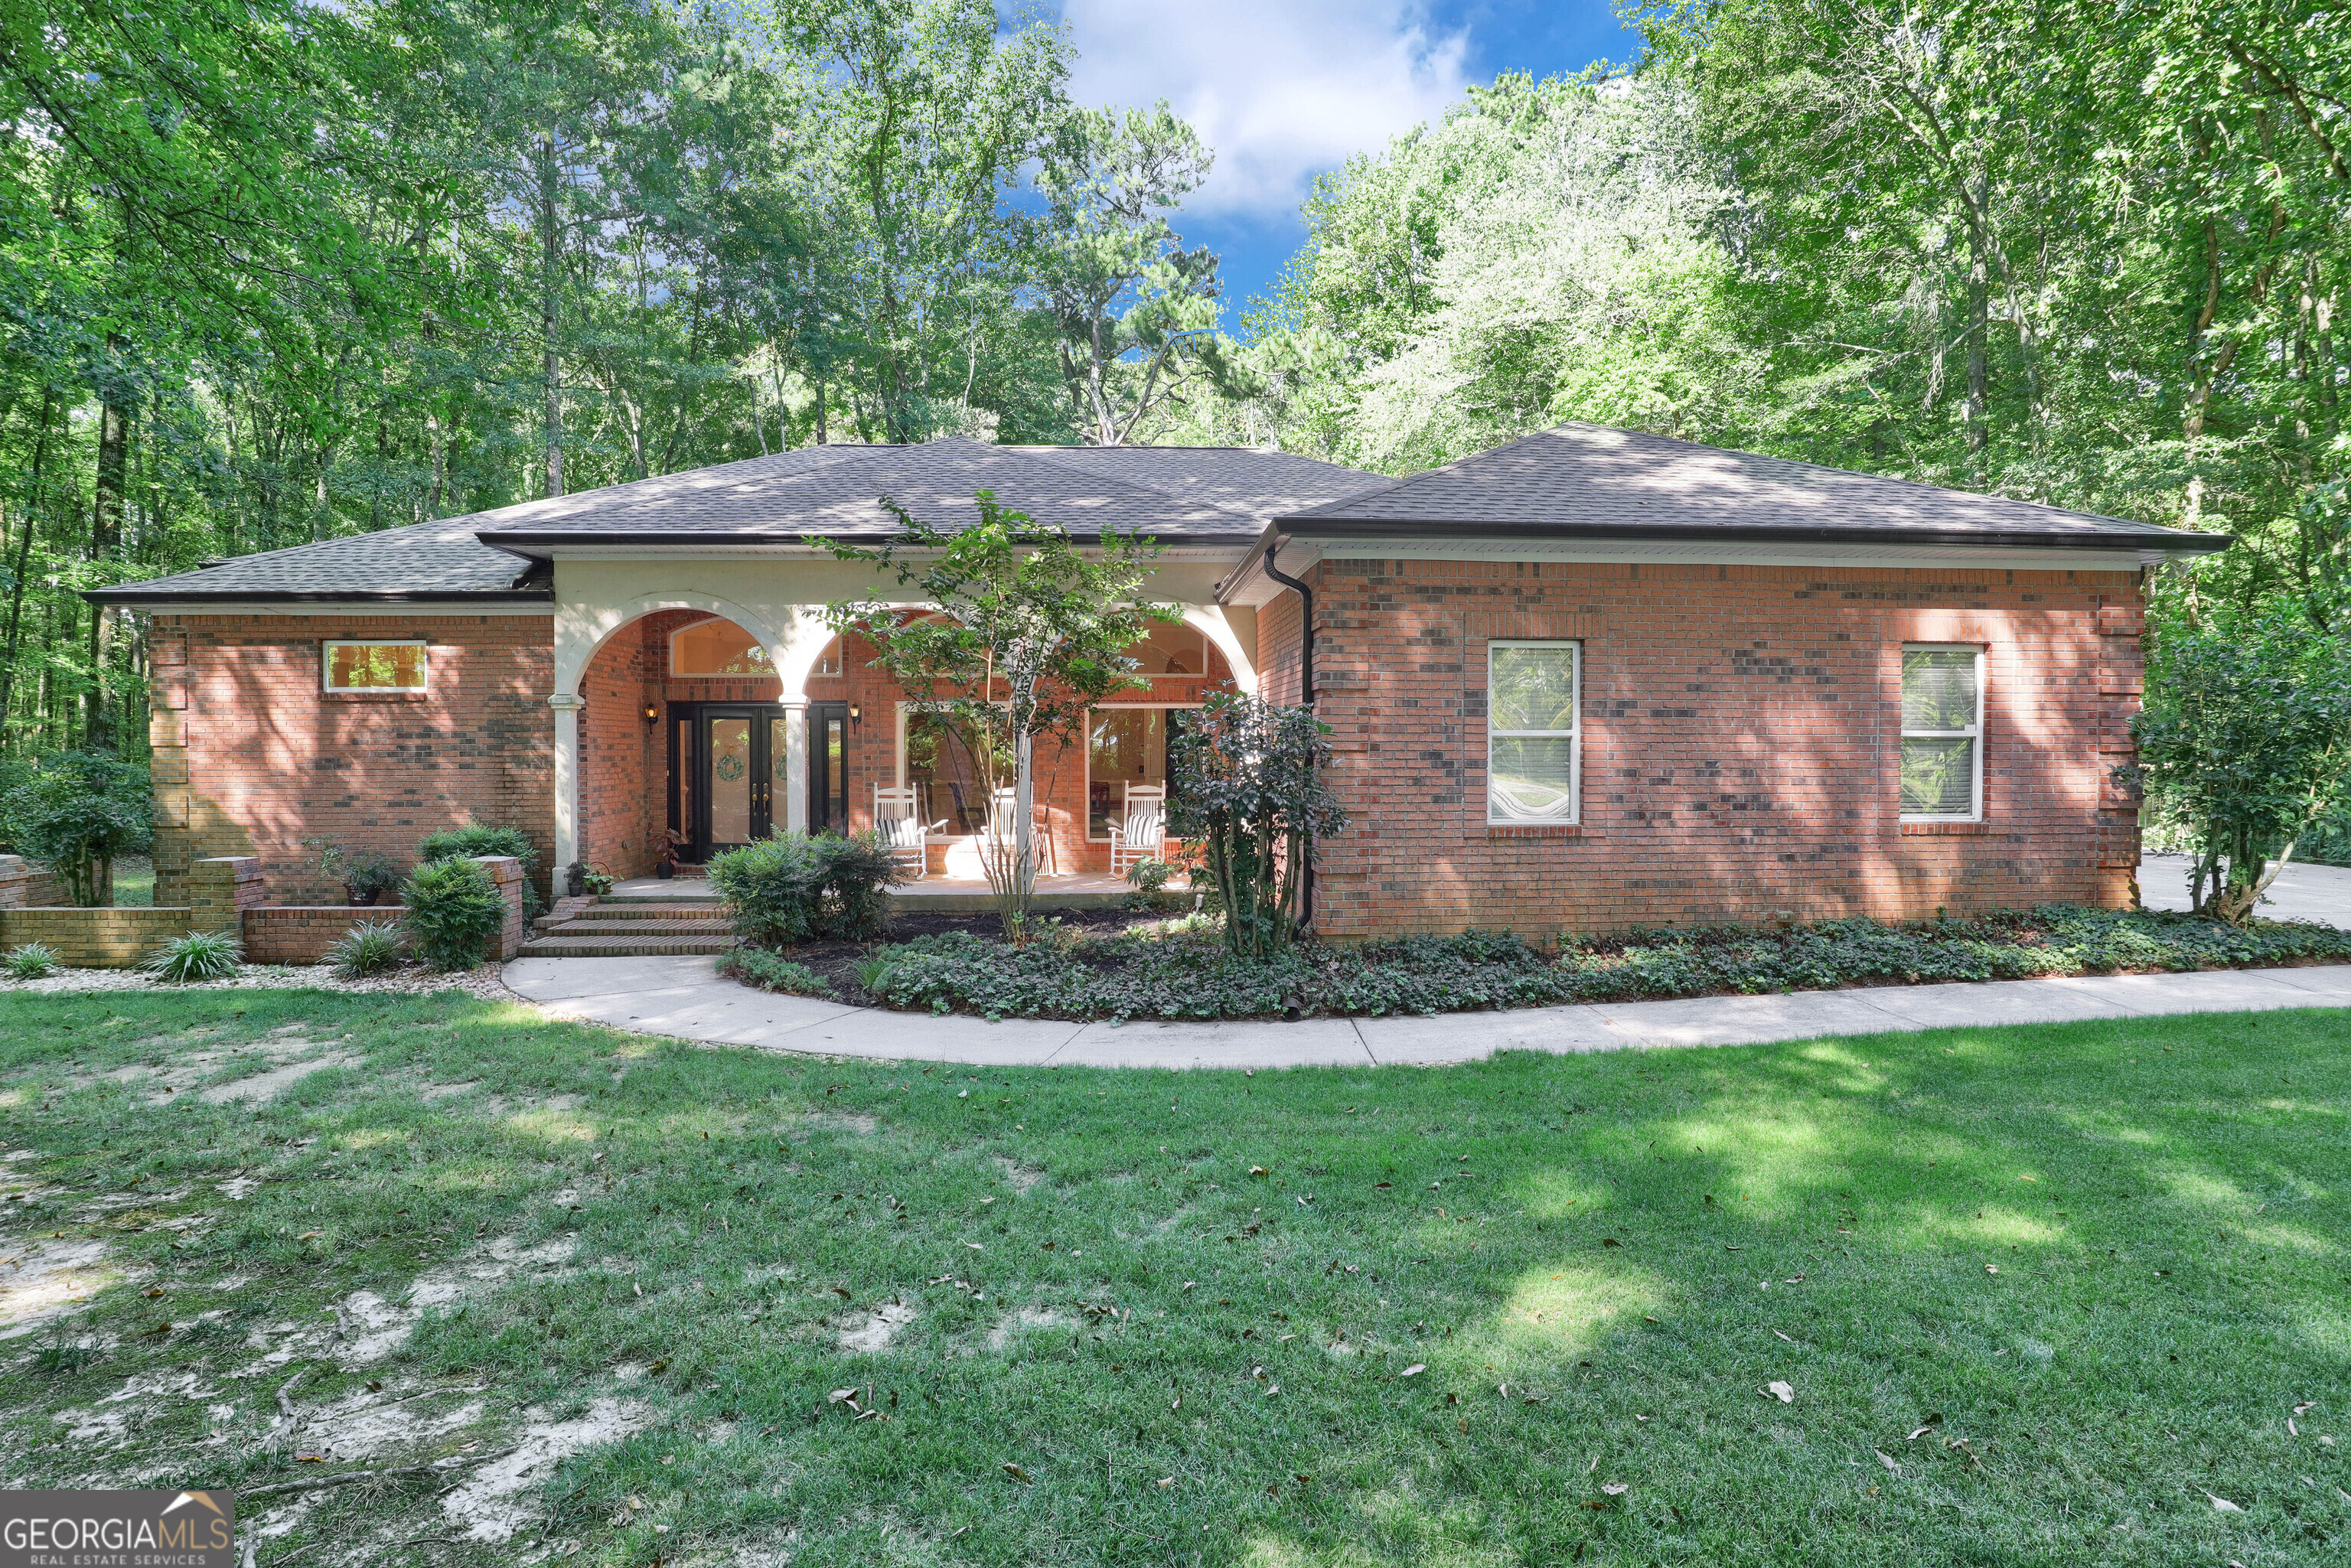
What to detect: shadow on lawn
<box><xmin>0</xmin><ymin>992</ymin><xmax>2343</xmax><ymax>1566</ymax></box>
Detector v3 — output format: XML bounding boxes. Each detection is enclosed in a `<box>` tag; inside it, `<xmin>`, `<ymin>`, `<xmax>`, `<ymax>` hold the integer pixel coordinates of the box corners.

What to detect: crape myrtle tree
<box><xmin>816</xmin><ymin>494</ymin><xmax>1178</xmax><ymax>937</ymax></box>
<box><xmin>2133</xmin><ymin>605</ymin><xmax>2351</xmax><ymax>923</ymax></box>
<box><xmin>1168</xmin><ymin>693</ymin><xmax>1347</xmax><ymax>957</ymax></box>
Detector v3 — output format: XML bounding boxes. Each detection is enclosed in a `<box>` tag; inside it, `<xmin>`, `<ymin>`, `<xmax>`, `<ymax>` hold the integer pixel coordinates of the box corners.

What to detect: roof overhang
<box><xmin>1218</xmin><ymin>523</ymin><xmax>2229</xmax><ymax>605</ymax></box>
<box><xmin>86</xmin><ymin>592</ymin><xmax>556</xmax><ymax>614</ymax></box>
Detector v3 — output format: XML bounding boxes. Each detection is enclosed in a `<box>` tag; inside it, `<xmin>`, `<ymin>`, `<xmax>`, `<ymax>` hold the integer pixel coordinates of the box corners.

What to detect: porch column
<box><xmin>550</xmin><ymin>692</ymin><xmax>584</xmax><ymax>876</ymax></box>
<box><xmin>780</xmin><ymin>697</ymin><xmax>810</xmax><ymax>835</ymax></box>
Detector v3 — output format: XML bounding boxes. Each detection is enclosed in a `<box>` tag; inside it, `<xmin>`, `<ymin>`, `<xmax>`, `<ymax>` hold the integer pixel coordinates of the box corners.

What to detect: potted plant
<box><xmin>657</xmin><ymin>830</ymin><xmax>683</xmax><ymax>879</ymax></box>
<box><xmin>305</xmin><ymin>839</ymin><xmax>403</xmax><ymax>906</ymax></box>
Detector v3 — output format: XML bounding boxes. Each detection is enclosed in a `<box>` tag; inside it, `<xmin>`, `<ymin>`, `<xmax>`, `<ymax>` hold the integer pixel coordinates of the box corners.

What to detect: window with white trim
<box><xmin>323</xmin><ymin>641</ymin><xmax>426</xmax><ymax>693</ymax></box>
<box><xmin>1486</xmin><ymin>641</ymin><xmax>1580</xmax><ymax>824</ymax></box>
<box><xmin>669</xmin><ymin>617</ymin><xmax>772</xmax><ymax>676</ymax></box>
<box><xmin>1899</xmin><ymin>645</ymin><xmax>1984</xmax><ymax>820</ymax></box>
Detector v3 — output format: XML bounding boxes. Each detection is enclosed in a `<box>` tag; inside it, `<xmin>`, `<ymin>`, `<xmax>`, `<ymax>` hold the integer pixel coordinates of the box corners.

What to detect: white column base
<box><xmin>780</xmin><ymin>698</ymin><xmax>810</xmax><ymax>836</ymax></box>
<box><xmin>549</xmin><ymin>692</ymin><xmax>585</xmax><ymax>880</ymax></box>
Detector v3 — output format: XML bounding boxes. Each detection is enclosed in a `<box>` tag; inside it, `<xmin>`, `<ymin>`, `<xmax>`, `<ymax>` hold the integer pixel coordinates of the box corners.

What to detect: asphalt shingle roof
<box><xmin>1277</xmin><ymin>423</ymin><xmax>2227</xmax><ymax>553</ymax></box>
<box><xmin>93</xmin><ymin>439</ymin><xmax>1385</xmax><ymax>604</ymax></box>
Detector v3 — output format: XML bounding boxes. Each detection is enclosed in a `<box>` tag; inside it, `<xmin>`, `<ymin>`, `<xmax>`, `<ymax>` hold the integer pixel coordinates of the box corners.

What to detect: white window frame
<box><xmin>1083</xmin><ymin>703</ymin><xmax>1198</xmax><ymax>841</ymax></box>
<box><xmin>321</xmin><ymin>639</ymin><xmax>428</xmax><ymax>694</ymax></box>
<box><xmin>1485</xmin><ymin>640</ymin><xmax>1581</xmax><ymax>826</ymax></box>
<box><xmin>1899</xmin><ymin>644</ymin><xmax>1986</xmax><ymax>823</ymax></box>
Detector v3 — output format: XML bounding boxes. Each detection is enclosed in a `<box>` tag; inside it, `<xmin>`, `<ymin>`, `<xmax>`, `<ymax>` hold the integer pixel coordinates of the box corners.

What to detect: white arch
<box><xmin>554</xmin><ymin>590</ymin><xmax>810</xmax><ymax>699</ymax></box>
<box><xmin>1181</xmin><ymin>605</ymin><xmax>1258</xmax><ymax>694</ymax></box>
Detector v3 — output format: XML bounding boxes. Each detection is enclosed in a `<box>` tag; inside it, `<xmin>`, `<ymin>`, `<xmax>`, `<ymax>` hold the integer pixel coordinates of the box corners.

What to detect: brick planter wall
<box><xmin>243</xmin><ymin>906</ymin><xmax>409</xmax><ymax>965</ymax></box>
<box><xmin>1301</xmin><ymin>559</ymin><xmax>2144</xmax><ymax>938</ymax></box>
<box><xmin>0</xmin><ymin>908</ymin><xmax>194</xmax><ymax>968</ymax></box>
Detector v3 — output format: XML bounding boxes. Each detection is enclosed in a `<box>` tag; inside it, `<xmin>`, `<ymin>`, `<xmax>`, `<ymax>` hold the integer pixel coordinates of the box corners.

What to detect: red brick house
<box><xmin>93</xmin><ymin>424</ymin><xmax>2222</xmax><ymax>934</ymax></box>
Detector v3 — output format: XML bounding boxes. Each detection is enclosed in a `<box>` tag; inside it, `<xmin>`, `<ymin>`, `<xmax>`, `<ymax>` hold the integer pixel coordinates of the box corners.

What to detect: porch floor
<box><xmin>609</xmin><ymin>872</ymin><xmax>1141</xmax><ymax>912</ymax></box>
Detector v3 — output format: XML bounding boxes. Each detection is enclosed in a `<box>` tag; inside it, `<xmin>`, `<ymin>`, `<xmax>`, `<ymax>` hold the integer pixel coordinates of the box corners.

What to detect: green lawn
<box><xmin>2</xmin><ymin>991</ymin><xmax>2346</xmax><ymax>1566</ymax></box>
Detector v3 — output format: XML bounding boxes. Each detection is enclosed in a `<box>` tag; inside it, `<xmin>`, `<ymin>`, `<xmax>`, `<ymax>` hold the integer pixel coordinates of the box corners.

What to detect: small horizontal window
<box><xmin>323</xmin><ymin>641</ymin><xmax>426</xmax><ymax>693</ymax></box>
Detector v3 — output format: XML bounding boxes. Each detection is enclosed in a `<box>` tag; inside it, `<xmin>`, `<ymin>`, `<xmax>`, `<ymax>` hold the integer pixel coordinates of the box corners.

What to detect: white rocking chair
<box><xmin>1109</xmin><ymin>783</ymin><xmax>1167</xmax><ymax>878</ymax></box>
<box><xmin>872</xmin><ymin>784</ymin><xmax>944</xmax><ymax>881</ymax></box>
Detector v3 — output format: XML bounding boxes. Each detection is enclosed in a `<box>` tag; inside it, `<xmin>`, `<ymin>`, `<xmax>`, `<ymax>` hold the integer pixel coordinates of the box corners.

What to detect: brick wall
<box><xmin>148</xmin><ymin>612</ymin><xmax>556</xmax><ymax>905</ymax></box>
<box><xmin>0</xmin><ymin>908</ymin><xmax>194</xmax><ymax>967</ymax></box>
<box><xmin>1298</xmin><ymin>559</ymin><xmax>2144</xmax><ymax>938</ymax></box>
<box><xmin>243</xmin><ymin>906</ymin><xmax>407</xmax><ymax>965</ymax></box>
<box><xmin>579</xmin><ymin>619</ymin><xmax>661</xmax><ymax>878</ymax></box>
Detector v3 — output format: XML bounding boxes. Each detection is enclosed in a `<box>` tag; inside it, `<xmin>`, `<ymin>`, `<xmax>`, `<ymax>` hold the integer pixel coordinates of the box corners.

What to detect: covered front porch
<box><xmin>549</xmin><ymin>556</ymin><xmax>1257</xmax><ymax>887</ymax></box>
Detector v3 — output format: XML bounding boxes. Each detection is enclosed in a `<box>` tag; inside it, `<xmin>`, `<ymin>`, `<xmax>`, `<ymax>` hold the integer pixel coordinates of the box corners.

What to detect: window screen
<box><xmin>1488</xmin><ymin>642</ymin><xmax>1580</xmax><ymax>823</ymax></box>
<box><xmin>1900</xmin><ymin>646</ymin><xmax>1984</xmax><ymax>820</ymax></box>
<box><xmin>323</xmin><ymin>641</ymin><xmax>426</xmax><ymax>693</ymax></box>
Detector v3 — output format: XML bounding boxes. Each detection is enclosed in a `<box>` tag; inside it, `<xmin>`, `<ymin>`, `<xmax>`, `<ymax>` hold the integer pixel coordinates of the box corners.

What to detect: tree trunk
<box><xmin>89</xmin><ymin>346</ymin><xmax>130</xmax><ymax>754</ymax></box>
<box><xmin>1964</xmin><ymin>169</ymin><xmax>1989</xmax><ymax>484</ymax></box>
<box><xmin>540</xmin><ymin>133</ymin><xmax>565</xmax><ymax>499</ymax></box>
<box><xmin>0</xmin><ymin>387</ymin><xmax>57</xmax><ymax>742</ymax></box>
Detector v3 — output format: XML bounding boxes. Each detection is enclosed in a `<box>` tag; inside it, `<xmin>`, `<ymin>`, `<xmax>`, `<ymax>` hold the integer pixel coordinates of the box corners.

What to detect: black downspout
<box><xmin>1260</xmin><ymin>535</ymin><xmax>1316</xmax><ymax>935</ymax></box>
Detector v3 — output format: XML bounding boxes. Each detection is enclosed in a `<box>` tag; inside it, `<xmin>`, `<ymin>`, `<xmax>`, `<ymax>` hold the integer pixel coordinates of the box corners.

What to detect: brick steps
<box><xmin>521</xmin><ymin>892</ymin><xmax>735</xmax><ymax>957</ymax></box>
<box><xmin>520</xmin><ymin>932</ymin><xmax>739</xmax><ymax>957</ymax></box>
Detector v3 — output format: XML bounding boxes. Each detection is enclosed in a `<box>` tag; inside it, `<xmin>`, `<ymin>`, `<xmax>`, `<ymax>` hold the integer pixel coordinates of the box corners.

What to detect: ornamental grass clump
<box><xmin>707</xmin><ymin>830</ymin><xmax>900</xmax><ymax>949</ymax></box>
<box><xmin>140</xmin><ymin>929</ymin><xmax>242</xmax><ymax>983</ymax></box>
<box><xmin>3</xmin><ymin>942</ymin><xmax>60</xmax><ymax>980</ymax></box>
<box><xmin>324</xmin><ymin>920</ymin><xmax>406</xmax><ymax>980</ymax></box>
<box><xmin>400</xmin><ymin>858</ymin><xmax>507</xmax><ymax>970</ymax></box>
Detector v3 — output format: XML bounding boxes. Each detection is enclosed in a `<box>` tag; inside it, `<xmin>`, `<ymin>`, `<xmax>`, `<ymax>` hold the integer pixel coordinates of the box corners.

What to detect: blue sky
<box><xmin>1051</xmin><ymin>1</ymin><xmax>1642</xmax><ymax>329</ymax></box>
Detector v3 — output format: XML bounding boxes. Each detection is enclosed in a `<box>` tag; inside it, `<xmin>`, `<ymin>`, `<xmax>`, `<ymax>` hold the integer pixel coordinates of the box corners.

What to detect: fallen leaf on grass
<box><xmin>1601</xmin><ymin>1482</ymin><xmax>1628</xmax><ymax>1496</ymax></box>
<box><xmin>1875</xmin><ymin>1450</ymin><xmax>1899</xmax><ymax>1473</ymax></box>
<box><xmin>1772</xmin><ymin>1329</ymin><xmax>1793</xmax><ymax>1342</ymax></box>
<box><xmin>1249</xmin><ymin>1166</ymin><xmax>1270</xmax><ymax>1177</ymax></box>
<box><xmin>1156</xmin><ymin>1476</ymin><xmax>1175</xmax><ymax>1489</ymax></box>
<box><xmin>1401</xmin><ymin>1364</ymin><xmax>1425</xmax><ymax>1377</ymax></box>
<box><xmin>1765</xmin><ymin>1381</ymin><xmax>1795</xmax><ymax>1403</ymax></box>
<box><xmin>2290</xmin><ymin>1418</ymin><xmax>2300</xmax><ymax>1437</ymax></box>
<box><xmin>828</xmin><ymin>1388</ymin><xmax>859</xmax><ymax>1403</ymax></box>
<box><xmin>1984</xmin><ymin>1264</ymin><xmax>2000</xmax><ymax>1275</ymax></box>
<box><xmin>2203</xmin><ymin>1491</ymin><xmax>2242</xmax><ymax>1513</ymax></box>
<box><xmin>2294</xmin><ymin>1401</ymin><xmax>2316</xmax><ymax>1416</ymax></box>
<box><xmin>1003</xmin><ymin>1462</ymin><xmax>1032</xmax><ymax>1484</ymax></box>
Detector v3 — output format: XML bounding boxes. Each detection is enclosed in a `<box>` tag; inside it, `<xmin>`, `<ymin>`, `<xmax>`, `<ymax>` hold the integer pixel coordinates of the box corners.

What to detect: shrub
<box><xmin>400</xmin><ymin>858</ymin><xmax>508</xmax><ymax>970</ymax></box>
<box><xmin>3</xmin><ymin>751</ymin><xmax>152</xmax><ymax>906</ymax></box>
<box><xmin>719</xmin><ymin>947</ymin><xmax>836</xmax><ymax>998</ymax></box>
<box><xmin>419</xmin><ymin>824</ymin><xmax>543</xmax><ymax>918</ymax></box>
<box><xmin>140</xmin><ymin>929</ymin><xmax>243</xmax><ymax>983</ymax></box>
<box><xmin>4</xmin><ymin>942</ymin><xmax>60</xmax><ymax>980</ymax></box>
<box><xmin>324</xmin><ymin>920</ymin><xmax>406</xmax><ymax>979</ymax></box>
<box><xmin>1169</xmin><ymin>694</ymin><xmax>1346</xmax><ymax>957</ymax></box>
<box><xmin>706</xmin><ymin>830</ymin><xmax>901</xmax><ymax>948</ymax></box>
<box><xmin>2134</xmin><ymin>606</ymin><xmax>2351</xmax><ymax>921</ymax></box>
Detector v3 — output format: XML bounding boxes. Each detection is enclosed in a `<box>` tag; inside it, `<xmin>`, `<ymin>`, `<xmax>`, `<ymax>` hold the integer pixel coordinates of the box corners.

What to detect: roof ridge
<box><xmin>1013</xmin><ymin>445</ymin><xmax>1263</xmax><ymax>520</ymax></box>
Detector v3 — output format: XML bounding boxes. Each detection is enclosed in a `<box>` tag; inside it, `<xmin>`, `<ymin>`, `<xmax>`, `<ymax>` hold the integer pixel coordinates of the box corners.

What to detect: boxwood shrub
<box><xmin>707</xmin><ymin>831</ymin><xmax>899</xmax><ymax>948</ymax></box>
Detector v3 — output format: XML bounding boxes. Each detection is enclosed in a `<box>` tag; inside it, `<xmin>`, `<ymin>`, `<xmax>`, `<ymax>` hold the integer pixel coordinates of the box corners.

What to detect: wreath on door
<box><xmin>715</xmin><ymin>752</ymin><xmax>747</xmax><ymax>782</ymax></box>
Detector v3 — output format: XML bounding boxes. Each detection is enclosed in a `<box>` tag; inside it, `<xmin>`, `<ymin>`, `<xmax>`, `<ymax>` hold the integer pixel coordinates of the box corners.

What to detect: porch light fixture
<box><xmin>643</xmin><ymin>702</ymin><xmax>660</xmax><ymax>723</ymax></box>
<box><xmin>848</xmin><ymin>703</ymin><xmax>861</xmax><ymax>722</ymax></box>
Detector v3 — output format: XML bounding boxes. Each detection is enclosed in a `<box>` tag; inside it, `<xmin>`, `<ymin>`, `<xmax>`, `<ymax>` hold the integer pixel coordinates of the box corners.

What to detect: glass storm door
<box><xmin>697</xmin><ymin>707</ymin><xmax>775</xmax><ymax>858</ymax></box>
<box><xmin>808</xmin><ymin>702</ymin><xmax>849</xmax><ymax>833</ymax></box>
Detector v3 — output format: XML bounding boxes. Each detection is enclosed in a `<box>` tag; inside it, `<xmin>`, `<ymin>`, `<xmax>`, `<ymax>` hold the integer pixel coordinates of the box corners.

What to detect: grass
<box><xmin>2</xmin><ymin>991</ymin><xmax>2346</xmax><ymax>1566</ymax></box>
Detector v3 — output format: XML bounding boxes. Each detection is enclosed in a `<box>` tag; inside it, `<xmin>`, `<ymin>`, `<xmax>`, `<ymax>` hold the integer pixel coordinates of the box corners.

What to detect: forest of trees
<box><xmin>2</xmin><ymin>0</ymin><xmax>2346</xmax><ymax>767</ymax></box>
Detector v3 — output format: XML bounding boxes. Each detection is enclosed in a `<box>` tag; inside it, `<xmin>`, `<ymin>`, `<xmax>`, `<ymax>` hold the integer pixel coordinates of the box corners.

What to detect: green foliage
<box><xmin>1123</xmin><ymin>857</ymin><xmax>1176</xmax><ymax>895</ymax></box>
<box><xmin>399</xmin><ymin>858</ymin><xmax>507</xmax><ymax>971</ymax></box>
<box><xmin>716</xmin><ymin>947</ymin><xmax>836</xmax><ymax>999</ymax></box>
<box><xmin>323</xmin><ymin>921</ymin><xmax>406</xmax><ymax>980</ymax></box>
<box><xmin>304</xmin><ymin>840</ymin><xmax>403</xmax><ymax>903</ymax></box>
<box><xmin>3</xmin><ymin>943</ymin><xmax>60</xmax><ymax>980</ymax></box>
<box><xmin>2</xmin><ymin>752</ymin><xmax>152</xmax><ymax>906</ymax></box>
<box><xmin>139</xmin><ymin>930</ymin><xmax>242</xmax><ymax>983</ymax></box>
<box><xmin>818</xmin><ymin>493</ymin><xmax>1176</xmax><ymax>935</ymax></box>
<box><xmin>2134</xmin><ymin>606</ymin><xmax>2351</xmax><ymax>921</ymax></box>
<box><xmin>419</xmin><ymin>825</ymin><xmax>542</xmax><ymax>918</ymax></box>
<box><xmin>1168</xmin><ymin>694</ymin><xmax>1346</xmax><ymax>957</ymax></box>
<box><xmin>861</xmin><ymin>907</ymin><xmax>2351</xmax><ymax>1022</ymax></box>
<box><xmin>706</xmin><ymin>831</ymin><xmax>900</xmax><ymax>949</ymax></box>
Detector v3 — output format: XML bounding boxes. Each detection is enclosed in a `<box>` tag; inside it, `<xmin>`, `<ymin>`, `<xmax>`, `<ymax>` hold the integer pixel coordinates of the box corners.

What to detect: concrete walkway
<box><xmin>502</xmin><ymin>953</ymin><xmax>2351</xmax><ymax>1069</ymax></box>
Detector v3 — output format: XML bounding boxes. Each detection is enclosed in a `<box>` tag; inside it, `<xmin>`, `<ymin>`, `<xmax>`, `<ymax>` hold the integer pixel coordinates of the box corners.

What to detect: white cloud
<box><xmin>1057</xmin><ymin>0</ymin><xmax>1471</xmax><ymax>218</ymax></box>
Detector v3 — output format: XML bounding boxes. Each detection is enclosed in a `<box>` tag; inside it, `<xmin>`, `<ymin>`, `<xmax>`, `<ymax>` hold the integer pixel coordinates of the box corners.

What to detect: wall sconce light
<box><xmin>643</xmin><ymin>703</ymin><xmax>660</xmax><ymax>724</ymax></box>
<box><xmin>847</xmin><ymin>703</ymin><xmax>862</xmax><ymax>722</ymax></box>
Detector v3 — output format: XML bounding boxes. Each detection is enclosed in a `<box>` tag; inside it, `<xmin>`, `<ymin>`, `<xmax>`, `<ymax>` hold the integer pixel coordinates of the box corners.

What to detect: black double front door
<box><xmin>670</xmin><ymin>703</ymin><xmax>849</xmax><ymax>861</ymax></box>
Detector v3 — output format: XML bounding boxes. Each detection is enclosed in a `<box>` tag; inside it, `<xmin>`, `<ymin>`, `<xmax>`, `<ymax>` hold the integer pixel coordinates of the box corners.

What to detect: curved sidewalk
<box><xmin>502</xmin><ymin>954</ymin><xmax>2351</xmax><ymax>1070</ymax></box>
